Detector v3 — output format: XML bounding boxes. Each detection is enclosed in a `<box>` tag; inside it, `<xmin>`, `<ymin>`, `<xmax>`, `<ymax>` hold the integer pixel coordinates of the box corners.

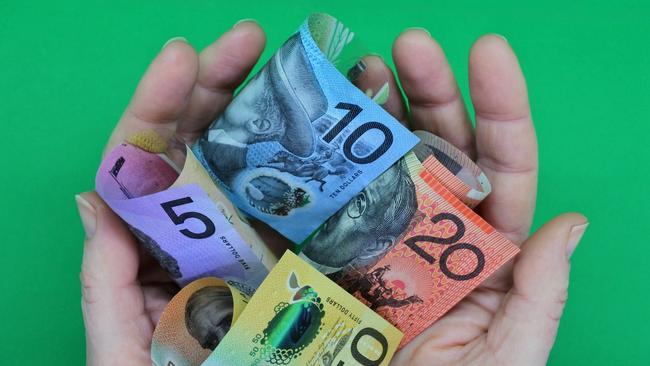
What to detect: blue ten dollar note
<box><xmin>193</xmin><ymin>14</ymin><xmax>419</xmax><ymax>243</ymax></box>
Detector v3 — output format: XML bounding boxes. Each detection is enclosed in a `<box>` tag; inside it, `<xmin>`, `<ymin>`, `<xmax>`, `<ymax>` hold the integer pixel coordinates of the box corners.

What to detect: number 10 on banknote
<box><xmin>193</xmin><ymin>14</ymin><xmax>419</xmax><ymax>243</ymax></box>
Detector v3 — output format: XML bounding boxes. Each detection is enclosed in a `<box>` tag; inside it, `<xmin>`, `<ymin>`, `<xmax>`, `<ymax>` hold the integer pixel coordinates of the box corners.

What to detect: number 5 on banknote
<box><xmin>161</xmin><ymin>197</ymin><xmax>217</xmax><ymax>239</ymax></box>
<box><xmin>97</xmin><ymin>135</ymin><xmax>276</xmax><ymax>293</ymax></box>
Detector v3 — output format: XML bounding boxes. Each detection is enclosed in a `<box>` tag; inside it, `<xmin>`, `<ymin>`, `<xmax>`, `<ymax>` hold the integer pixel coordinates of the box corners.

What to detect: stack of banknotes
<box><xmin>95</xmin><ymin>13</ymin><xmax>519</xmax><ymax>366</ymax></box>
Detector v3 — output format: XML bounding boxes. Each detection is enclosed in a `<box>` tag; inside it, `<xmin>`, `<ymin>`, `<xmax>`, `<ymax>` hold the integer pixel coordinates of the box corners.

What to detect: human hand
<box><xmin>75</xmin><ymin>21</ymin><xmax>587</xmax><ymax>366</ymax></box>
<box><xmin>381</xmin><ymin>30</ymin><xmax>588</xmax><ymax>365</ymax></box>
<box><xmin>77</xmin><ymin>20</ymin><xmax>268</xmax><ymax>365</ymax></box>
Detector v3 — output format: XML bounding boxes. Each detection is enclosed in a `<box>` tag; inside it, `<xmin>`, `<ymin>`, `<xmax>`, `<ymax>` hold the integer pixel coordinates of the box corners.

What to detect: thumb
<box><xmin>76</xmin><ymin>192</ymin><xmax>149</xmax><ymax>365</ymax></box>
<box><xmin>488</xmin><ymin>213</ymin><xmax>588</xmax><ymax>365</ymax></box>
<box><xmin>76</xmin><ymin>191</ymin><xmax>140</xmax><ymax>292</ymax></box>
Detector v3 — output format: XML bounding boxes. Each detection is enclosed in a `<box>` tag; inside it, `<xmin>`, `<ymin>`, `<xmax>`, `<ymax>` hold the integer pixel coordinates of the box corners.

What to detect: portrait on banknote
<box><xmin>198</xmin><ymin>35</ymin><xmax>322</xmax><ymax>187</ymax></box>
<box><xmin>184</xmin><ymin>285</ymin><xmax>234</xmax><ymax>350</ymax></box>
<box><xmin>301</xmin><ymin>159</ymin><xmax>418</xmax><ymax>274</ymax></box>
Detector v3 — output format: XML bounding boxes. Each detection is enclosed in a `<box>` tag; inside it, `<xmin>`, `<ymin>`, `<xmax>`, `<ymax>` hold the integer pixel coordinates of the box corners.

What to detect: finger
<box><xmin>178</xmin><ymin>20</ymin><xmax>266</xmax><ymax>142</ymax></box>
<box><xmin>76</xmin><ymin>192</ymin><xmax>151</xmax><ymax>365</ymax></box>
<box><xmin>77</xmin><ymin>192</ymin><xmax>139</xmax><ymax>289</ymax></box>
<box><xmin>488</xmin><ymin>213</ymin><xmax>588</xmax><ymax>365</ymax></box>
<box><xmin>393</xmin><ymin>29</ymin><xmax>475</xmax><ymax>157</ymax></box>
<box><xmin>470</xmin><ymin>35</ymin><xmax>538</xmax><ymax>245</ymax></box>
<box><xmin>106</xmin><ymin>39</ymin><xmax>199</xmax><ymax>153</ymax></box>
<box><xmin>352</xmin><ymin>55</ymin><xmax>408</xmax><ymax>124</ymax></box>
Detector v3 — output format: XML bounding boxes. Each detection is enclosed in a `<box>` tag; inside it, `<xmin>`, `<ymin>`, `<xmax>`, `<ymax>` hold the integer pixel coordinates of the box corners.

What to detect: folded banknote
<box><xmin>96</xmin><ymin>130</ymin><xmax>278</xmax><ymax>294</ymax></box>
<box><xmin>192</xmin><ymin>13</ymin><xmax>419</xmax><ymax>243</ymax></box>
<box><xmin>152</xmin><ymin>277</ymin><xmax>250</xmax><ymax>366</ymax></box>
<box><xmin>202</xmin><ymin>251</ymin><xmax>403</xmax><ymax>366</ymax></box>
<box><xmin>301</xmin><ymin>152</ymin><xmax>519</xmax><ymax>346</ymax></box>
<box><xmin>412</xmin><ymin>130</ymin><xmax>491</xmax><ymax>208</ymax></box>
<box><xmin>95</xmin><ymin>11</ymin><xmax>521</xmax><ymax>353</ymax></box>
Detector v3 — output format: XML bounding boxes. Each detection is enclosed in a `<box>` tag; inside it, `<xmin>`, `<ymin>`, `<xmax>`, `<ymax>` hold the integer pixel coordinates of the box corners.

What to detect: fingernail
<box><xmin>491</xmin><ymin>33</ymin><xmax>509</xmax><ymax>44</ymax></box>
<box><xmin>365</xmin><ymin>53</ymin><xmax>384</xmax><ymax>61</ymax></box>
<box><xmin>162</xmin><ymin>36</ymin><xmax>187</xmax><ymax>50</ymax></box>
<box><xmin>75</xmin><ymin>194</ymin><xmax>97</xmax><ymax>239</ymax></box>
<box><xmin>566</xmin><ymin>222</ymin><xmax>588</xmax><ymax>258</ymax></box>
<box><xmin>233</xmin><ymin>18</ymin><xmax>257</xmax><ymax>29</ymax></box>
<box><xmin>347</xmin><ymin>59</ymin><xmax>367</xmax><ymax>82</ymax></box>
<box><xmin>405</xmin><ymin>27</ymin><xmax>431</xmax><ymax>37</ymax></box>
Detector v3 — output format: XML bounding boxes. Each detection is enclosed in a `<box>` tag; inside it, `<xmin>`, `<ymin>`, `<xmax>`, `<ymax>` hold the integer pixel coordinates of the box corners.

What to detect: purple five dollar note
<box><xmin>96</xmin><ymin>141</ymin><xmax>269</xmax><ymax>294</ymax></box>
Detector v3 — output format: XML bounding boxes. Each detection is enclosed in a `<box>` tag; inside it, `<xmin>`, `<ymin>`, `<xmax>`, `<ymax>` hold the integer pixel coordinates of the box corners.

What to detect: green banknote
<box><xmin>202</xmin><ymin>251</ymin><xmax>403</xmax><ymax>366</ymax></box>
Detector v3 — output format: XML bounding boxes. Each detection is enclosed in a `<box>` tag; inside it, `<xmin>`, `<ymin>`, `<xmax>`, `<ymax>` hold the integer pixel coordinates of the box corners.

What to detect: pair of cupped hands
<box><xmin>76</xmin><ymin>20</ymin><xmax>588</xmax><ymax>366</ymax></box>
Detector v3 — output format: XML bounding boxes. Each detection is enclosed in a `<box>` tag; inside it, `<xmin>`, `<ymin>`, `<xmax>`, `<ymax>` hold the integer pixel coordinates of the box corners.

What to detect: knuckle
<box><xmin>79</xmin><ymin>266</ymin><xmax>100</xmax><ymax>305</ymax></box>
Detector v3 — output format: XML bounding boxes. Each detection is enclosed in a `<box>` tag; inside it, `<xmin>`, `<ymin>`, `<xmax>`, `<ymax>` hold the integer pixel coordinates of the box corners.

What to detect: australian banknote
<box><xmin>300</xmin><ymin>153</ymin><xmax>519</xmax><ymax>346</ymax></box>
<box><xmin>96</xmin><ymin>130</ymin><xmax>278</xmax><ymax>293</ymax></box>
<box><xmin>202</xmin><ymin>251</ymin><xmax>403</xmax><ymax>366</ymax></box>
<box><xmin>412</xmin><ymin>130</ymin><xmax>491</xmax><ymax>208</ymax></box>
<box><xmin>192</xmin><ymin>13</ymin><xmax>419</xmax><ymax>243</ymax></box>
<box><xmin>152</xmin><ymin>277</ymin><xmax>250</xmax><ymax>366</ymax></box>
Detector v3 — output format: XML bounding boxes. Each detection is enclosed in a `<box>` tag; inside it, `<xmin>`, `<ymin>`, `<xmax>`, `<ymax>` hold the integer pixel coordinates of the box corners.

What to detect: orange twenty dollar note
<box><xmin>301</xmin><ymin>152</ymin><xmax>519</xmax><ymax>347</ymax></box>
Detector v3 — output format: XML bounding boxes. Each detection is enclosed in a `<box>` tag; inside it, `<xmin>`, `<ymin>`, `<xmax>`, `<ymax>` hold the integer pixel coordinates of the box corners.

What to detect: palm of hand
<box><xmin>81</xmin><ymin>21</ymin><xmax>584</xmax><ymax>366</ymax></box>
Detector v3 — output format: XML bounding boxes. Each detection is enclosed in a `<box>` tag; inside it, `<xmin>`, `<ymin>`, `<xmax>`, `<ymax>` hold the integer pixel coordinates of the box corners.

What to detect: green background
<box><xmin>1</xmin><ymin>0</ymin><xmax>648</xmax><ymax>364</ymax></box>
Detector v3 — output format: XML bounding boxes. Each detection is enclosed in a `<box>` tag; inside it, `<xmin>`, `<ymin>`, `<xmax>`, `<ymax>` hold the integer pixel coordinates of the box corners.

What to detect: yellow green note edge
<box><xmin>202</xmin><ymin>251</ymin><xmax>403</xmax><ymax>366</ymax></box>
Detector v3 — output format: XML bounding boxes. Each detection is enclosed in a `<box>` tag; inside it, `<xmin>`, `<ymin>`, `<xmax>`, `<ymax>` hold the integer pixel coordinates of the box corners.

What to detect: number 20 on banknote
<box><xmin>403</xmin><ymin>211</ymin><xmax>485</xmax><ymax>281</ymax></box>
